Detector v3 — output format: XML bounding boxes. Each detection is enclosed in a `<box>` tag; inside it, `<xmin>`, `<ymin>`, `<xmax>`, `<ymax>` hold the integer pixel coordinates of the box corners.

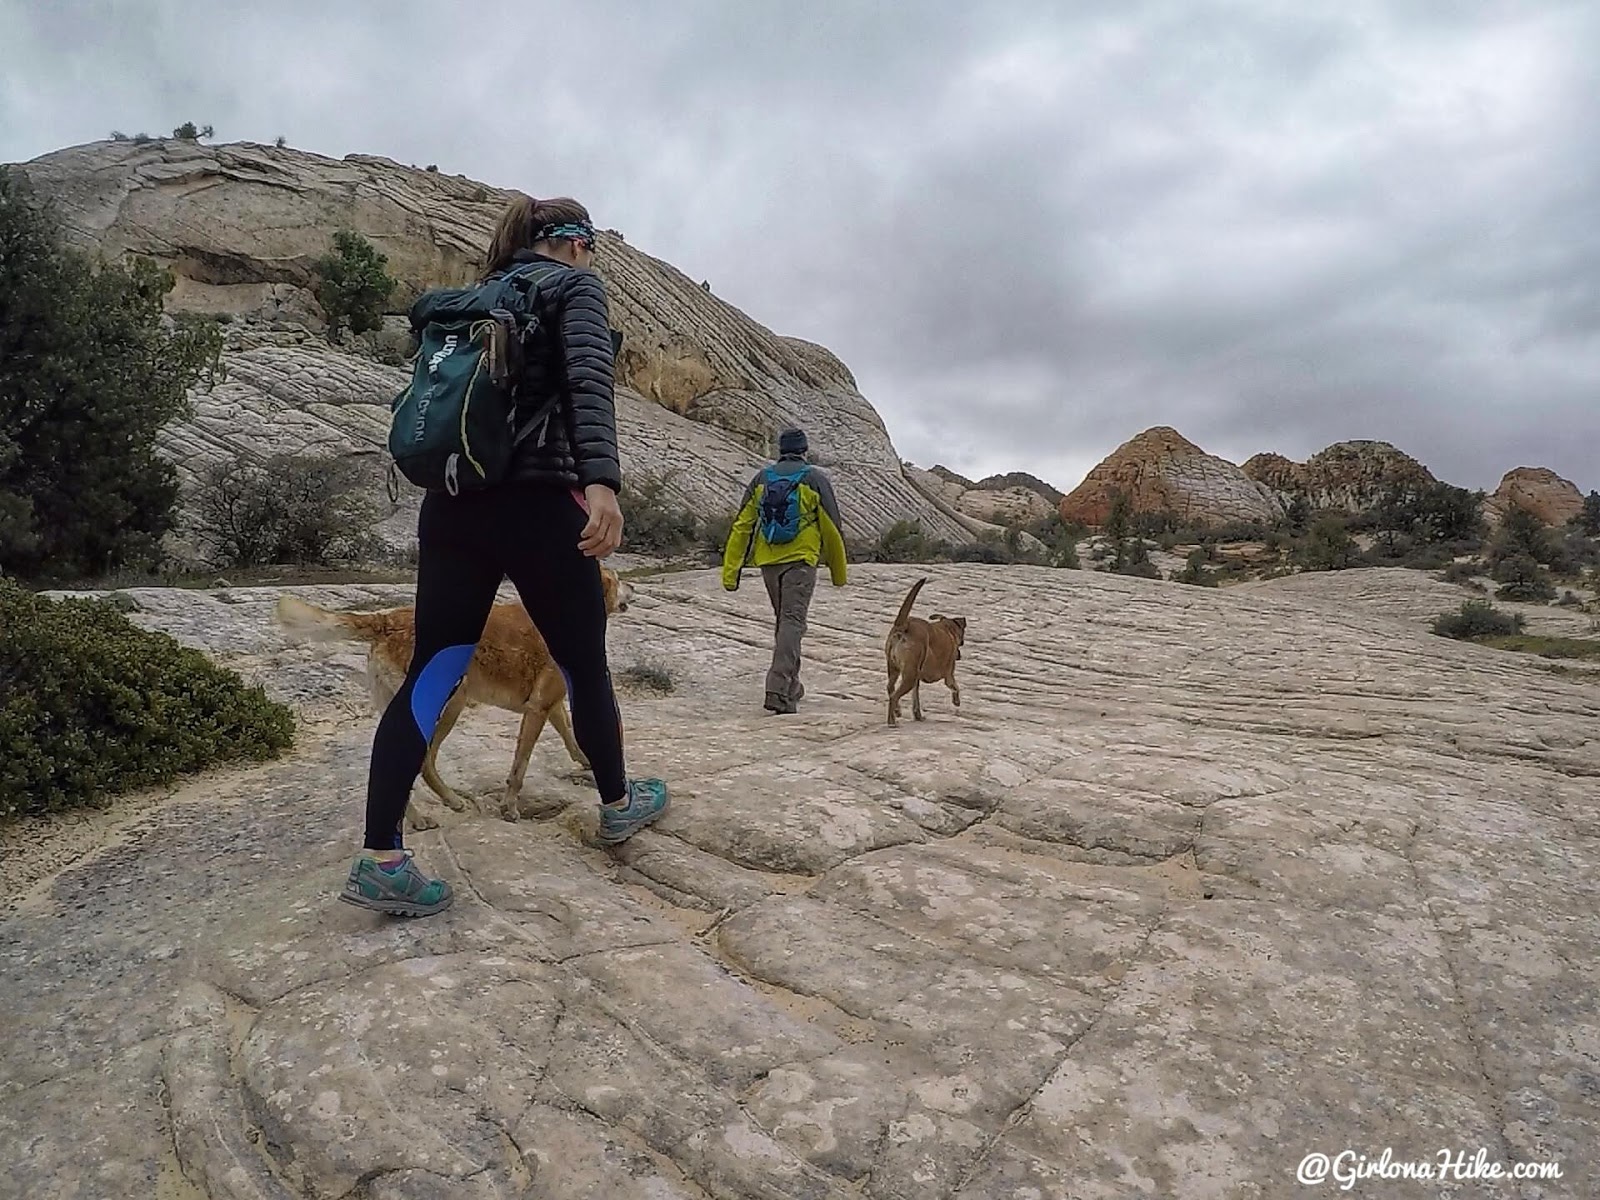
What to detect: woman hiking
<box><xmin>341</xmin><ymin>195</ymin><xmax>669</xmax><ymax>918</ymax></box>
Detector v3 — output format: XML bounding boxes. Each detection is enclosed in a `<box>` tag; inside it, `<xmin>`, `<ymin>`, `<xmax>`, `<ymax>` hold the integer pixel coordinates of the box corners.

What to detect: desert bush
<box><xmin>1293</xmin><ymin>516</ymin><xmax>1358</xmax><ymax>571</ymax></box>
<box><xmin>189</xmin><ymin>455</ymin><xmax>382</xmax><ymax>568</ymax></box>
<box><xmin>1173</xmin><ymin>548</ymin><xmax>1221</xmax><ymax>587</ymax></box>
<box><xmin>1441</xmin><ymin>560</ymin><xmax>1483</xmax><ymax>584</ymax></box>
<box><xmin>1</xmin><ymin>168</ymin><xmax>225</xmax><ymax>582</ymax></box>
<box><xmin>1486</xmin><ymin>503</ymin><xmax>1549</xmax><ymax>567</ymax></box>
<box><xmin>1545</xmin><ymin>526</ymin><xmax>1600</xmax><ymax>577</ymax></box>
<box><xmin>1131</xmin><ymin>509</ymin><xmax>1179</xmax><ymax>538</ymax></box>
<box><xmin>875</xmin><ymin>519</ymin><xmax>945</xmax><ymax>564</ymax></box>
<box><xmin>616</xmin><ymin>657</ymin><xmax>677</xmax><ymax>694</ymax></box>
<box><xmin>1102</xmin><ymin>491</ymin><xmax>1133</xmax><ymax>543</ymax></box>
<box><xmin>617</xmin><ymin>475</ymin><xmax>700</xmax><ymax>555</ymax></box>
<box><xmin>312</xmin><ymin>230</ymin><xmax>397</xmax><ymax>339</ymax></box>
<box><xmin>172</xmin><ymin>121</ymin><xmax>214</xmax><ymax>140</ymax></box>
<box><xmin>1372</xmin><ymin>481</ymin><xmax>1484</xmax><ymax>544</ymax></box>
<box><xmin>1109</xmin><ymin>536</ymin><xmax>1159</xmax><ymax>578</ymax></box>
<box><xmin>1491</xmin><ymin>554</ymin><xmax>1557</xmax><ymax>602</ymax></box>
<box><xmin>1363</xmin><ymin>529</ymin><xmax>1416</xmax><ymax>564</ymax></box>
<box><xmin>274</xmin><ymin>135</ymin><xmax>288</xmax><ymax>148</ymax></box>
<box><xmin>1020</xmin><ymin>513</ymin><xmax>1082</xmax><ymax>568</ymax></box>
<box><xmin>1199</xmin><ymin>518</ymin><xmax>1271</xmax><ymax>543</ymax></box>
<box><xmin>1575</xmin><ymin>491</ymin><xmax>1600</xmax><ymax>537</ymax></box>
<box><xmin>1398</xmin><ymin>543</ymin><xmax>1456</xmax><ymax>571</ymax></box>
<box><xmin>0</xmin><ymin>579</ymin><xmax>294</xmax><ymax>820</ymax></box>
<box><xmin>1431</xmin><ymin>599</ymin><xmax>1526</xmax><ymax>640</ymax></box>
<box><xmin>699</xmin><ymin>509</ymin><xmax>735</xmax><ymax>559</ymax></box>
<box><xmin>1282</xmin><ymin>495</ymin><xmax>1312</xmax><ymax>534</ymax></box>
<box><xmin>949</xmin><ymin>531</ymin><xmax>1019</xmax><ymax>565</ymax></box>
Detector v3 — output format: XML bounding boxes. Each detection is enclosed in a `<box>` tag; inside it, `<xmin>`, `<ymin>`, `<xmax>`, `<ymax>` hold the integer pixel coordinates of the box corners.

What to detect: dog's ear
<box><xmin>954</xmin><ymin>617</ymin><xmax>967</xmax><ymax>631</ymax></box>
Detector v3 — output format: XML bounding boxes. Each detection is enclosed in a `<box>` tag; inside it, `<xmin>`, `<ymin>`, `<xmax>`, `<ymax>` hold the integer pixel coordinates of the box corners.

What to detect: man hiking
<box><xmin>721</xmin><ymin>428</ymin><xmax>848</xmax><ymax>713</ymax></box>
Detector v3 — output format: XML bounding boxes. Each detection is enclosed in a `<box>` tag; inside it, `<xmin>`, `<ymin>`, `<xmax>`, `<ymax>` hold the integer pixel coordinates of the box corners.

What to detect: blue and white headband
<box><xmin>537</xmin><ymin>221</ymin><xmax>596</xmax><ymax>245</ymax></box>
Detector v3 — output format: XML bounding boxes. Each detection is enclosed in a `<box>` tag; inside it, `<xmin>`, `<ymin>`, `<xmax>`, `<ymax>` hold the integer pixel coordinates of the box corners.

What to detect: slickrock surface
<box><xmin>4</xmin><ymin>564</ymin><xmax>1597</xmax><ymax>1198</ymax></box>
<box><xmin>1485</xmin><ymin>468</ymin><xmax>1588</xmax><ymax>529</ymax></box>
<box><xmin>16</xmin><ymin>139</ymin><xmax>980</xmax><ymax>546</ymax></box>
<box><xmin>166</xmin><ymin>338</ymin><xmax>960</xmax><ymax>558</ymax></box>
<box><xmin>1059</xmin><ymin>427</ymin><xmax>1286</xmax><ymax>528</ymax></box>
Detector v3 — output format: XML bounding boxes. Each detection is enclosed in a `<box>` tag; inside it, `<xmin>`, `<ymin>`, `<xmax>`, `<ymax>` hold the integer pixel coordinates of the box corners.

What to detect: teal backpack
<box><xmin>388</xmin><ymin>262</ymin><xmax>562</xmax><ymax>494</ymax></box>
<box><xmin>757</xmin><ymin>464</ymin><xmax>811</xmax><ymax>544</ymax></box>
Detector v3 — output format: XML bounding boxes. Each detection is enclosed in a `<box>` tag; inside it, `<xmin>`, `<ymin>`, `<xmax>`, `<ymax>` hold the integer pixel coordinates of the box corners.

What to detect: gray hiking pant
<box><xmin>761</xmin><ymin>562</ymin><xmax>817</xmax><ymax>704</ymax></box>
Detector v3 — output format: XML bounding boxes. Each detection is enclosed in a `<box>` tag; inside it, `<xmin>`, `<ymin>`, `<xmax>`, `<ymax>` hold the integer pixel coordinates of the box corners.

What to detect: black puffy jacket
<box><xmin>494</xmin><ymin>250</ymin><xmax>623</xmax><ymax>493</ymax></box>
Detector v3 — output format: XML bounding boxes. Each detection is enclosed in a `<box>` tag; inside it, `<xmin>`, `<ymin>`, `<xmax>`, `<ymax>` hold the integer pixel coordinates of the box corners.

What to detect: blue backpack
<box><xmin>758</xmin><ymin>464</ymin><xmax>810</xmax><ymax>544</ymax></box>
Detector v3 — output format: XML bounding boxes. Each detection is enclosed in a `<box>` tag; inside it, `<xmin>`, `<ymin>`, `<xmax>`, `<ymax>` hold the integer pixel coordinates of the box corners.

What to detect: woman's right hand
<box><xmin>578</xmin><ymin>484</ymin><xmax>624</xmax><ymax>558</ymax></box>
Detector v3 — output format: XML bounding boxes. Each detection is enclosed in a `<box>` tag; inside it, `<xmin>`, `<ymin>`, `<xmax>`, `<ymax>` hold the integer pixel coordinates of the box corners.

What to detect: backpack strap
<box><xmin>511</xmin><ymin>395</ymin><xmax>563</xmax><ymax>448</ymax></box>
<box><xmin>500</xmin><ymin>261</ymin><xmax>566</xmax><ymax>445</ymax></box>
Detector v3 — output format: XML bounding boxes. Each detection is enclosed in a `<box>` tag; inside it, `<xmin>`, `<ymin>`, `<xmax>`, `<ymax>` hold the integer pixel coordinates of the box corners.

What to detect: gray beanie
<box><xmin>777</xmin><ymin>428</ymin><xmax>809</xmax><ymax>456</ymax></box>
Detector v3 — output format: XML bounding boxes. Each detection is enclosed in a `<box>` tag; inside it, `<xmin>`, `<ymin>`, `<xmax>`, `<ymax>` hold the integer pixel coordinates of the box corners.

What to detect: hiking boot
<box><xmin>764</xmin><ymin>691</ymin><xmax>797</xmax><ymax>714</ymax></box>
<box><xmin>597</xmin><ymin>778</ymin><xmax>670</xmax><ymax>845</ymax></box>
<box><xmin>339</xmin><ymin>851</ymin><xmax>454</xmax><ymax>917</ymax></box>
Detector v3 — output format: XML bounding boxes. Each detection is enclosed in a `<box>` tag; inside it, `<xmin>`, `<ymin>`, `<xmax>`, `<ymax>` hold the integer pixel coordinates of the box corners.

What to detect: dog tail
<box><xmin>274</xmin><ymin>594</ymin><xmax>391</xmax><ymax>645</ymax></box>
<box><xmin>889</xmin><ymin>577</ymin><xmax>928</xmax><ymax>636</ymax></box>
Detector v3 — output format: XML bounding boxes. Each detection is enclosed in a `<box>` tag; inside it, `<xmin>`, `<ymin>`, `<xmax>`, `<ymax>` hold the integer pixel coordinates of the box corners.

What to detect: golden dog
<box><xmin>275</xmin><ymin>569</ymin><xmax>631</xmax><ymax>828</ymax></box>
<box><xmin>884</xmin><ymin>576</ymin><xmax>967</xmax><ymax>726</ymax></box>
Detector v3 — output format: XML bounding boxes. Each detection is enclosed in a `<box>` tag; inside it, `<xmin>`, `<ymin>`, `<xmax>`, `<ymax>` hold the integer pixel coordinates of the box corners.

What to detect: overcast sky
<box><xmin>3</xmin><ymin>0</ymin><xmax>1596</xmax><ymax>494</ymax></box>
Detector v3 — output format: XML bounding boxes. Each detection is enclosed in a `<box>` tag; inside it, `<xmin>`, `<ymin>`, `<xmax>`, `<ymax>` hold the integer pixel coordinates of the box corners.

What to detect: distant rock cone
<box><xmin>1241</xmin><ymin>440</ymin><xmax>1435</xmax><ymax>513</ymax></box>
<box><xmin>1058</xmin><ymin>426</ymin><xmax>1284</xmax><ymax>527</ymax></box>
<box><xmin>1484</xmin><ymin>467</ymin><xmax>1585</xmax><ymax>527</ymax></box>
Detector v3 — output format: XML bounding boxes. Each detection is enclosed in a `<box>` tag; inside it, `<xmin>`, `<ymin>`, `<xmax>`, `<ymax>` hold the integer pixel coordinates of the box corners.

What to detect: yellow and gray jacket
<box><xmin>721</xmin><ymin>455</ymin><xmax>848</xmax><ymax>589</ymax></box>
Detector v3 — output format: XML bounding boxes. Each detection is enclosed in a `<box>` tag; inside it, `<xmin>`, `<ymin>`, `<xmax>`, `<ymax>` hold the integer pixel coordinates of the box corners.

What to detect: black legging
<box><xmin>365</xmin><ymin>484</ymin><xmax>627</xmax><ymax>850</ymax></box>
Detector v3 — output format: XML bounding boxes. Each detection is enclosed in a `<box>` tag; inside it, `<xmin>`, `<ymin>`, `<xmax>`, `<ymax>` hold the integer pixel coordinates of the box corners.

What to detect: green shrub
<box><xmin>1576</xmin><ymin>491</ymin><xmax>1600</xmax><ymax>537</ymax></box>
<box><xmin>1546</xmin><ymin>526</ymin><xmax>1600</xmax><ymax>577</ymax></box>
<box><xmin>172</xmin><ymin>121</ymin><xmax>214</xmax><ymax>140</ymax></box>
<box><xmin>1</xmin><ymin>168</ymin><xmax>225</xmax><ymax>582</ymax></box>
<box><xmin>616</xmin><ymin>657</ymin><xmax>677</xmax><ymax>694</ymax></box>
<box><xmin>618</xmin><ymin>474</ymin><xmax>700</xmax><ymax>556</ymax></box>
<box><xmin>1020</xmin><ymin>513</ymin><xmax>1082</xmax><ymax>568</ymax></box>
<box><xmin>949</xmin><ymin>534</ymin><xmax>1017</xmax><ymax>565</ymax></box>
<box><xmin>312</xmin><ymin>230</ymin><xmax>397</xmax><ymax>339</ymax></box>
<box><xmin>0</xmin><ymin>579</ymin><xmax>294</xmax><ymax>820</ymax></box>
<box><xmin>1491</xmin><ymin>554</ymin><xmax>1557</xmax><ymax>602</ymax></box>
<box><xmin>1398</xmin><ymin>543</ymin><xmax>1456</xmax><ymax>571</ymax></box>
<box><xmin>700</xmin><ymin>509</ymin><xmax>736</xmax><ymax>560</ymax></box>
<box><xmin>1431</xmin><ymin>599</ymin><xmax>1526</xmax><ymax>640</ymax></box>
<box><xmin>1364</xmin><ymin>529</ymin><xmax>1416</xmax><ymax>563</ymax></box>
<box><xmin>1442</xmin><ymin>560</ymin><xmax>1482</xmax><ymax>584</ymax></box>
<box><xmin>1487</xmin><ymin>503</ymin><xmax>1550</xmax><ymax>568</ymax></box>
<box><xmin>1131</xmin><ymin>510</ymin><xmax>1179</xmax><ymax>538</ymax></box>
<box><xmin>1102</xmin><ymin>491</ymin><xmax>1133</xmax><ymax>543</ymax></box>
<box><xmin>189</xmin><ymin>454</ymin><xmax>381</xmax><ymax>568</ymax></box>
<box><xmin>1173</xmin><ymin>548</ymin><xmax>1221</xmax><ymax>587</ymax></box>
<box><xmin>1372</xmin><ymin>481</ymin><xmax>1485</xmax><ymax>544</ymax></box>
<box><xmin>875</xmin><ymin>519</ymin><xmax>944</xmax><ymax>564</ymax></box>
<box><xmin>1293</xmin><ymin>516</ymin><xmax>1358</xmax><ymax>571</ymax></box>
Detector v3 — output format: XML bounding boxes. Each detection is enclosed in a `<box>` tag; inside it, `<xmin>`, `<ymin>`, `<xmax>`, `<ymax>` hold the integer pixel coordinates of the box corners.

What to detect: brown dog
<box><xmin>884</xmin><ymin>576</ymin><xmax>967</xmax><ymax>726</ymax></box>
<box><xmin>274</xmin><ymin>569</ymin><xmax>632</xmax><ymax>828</ymax></box>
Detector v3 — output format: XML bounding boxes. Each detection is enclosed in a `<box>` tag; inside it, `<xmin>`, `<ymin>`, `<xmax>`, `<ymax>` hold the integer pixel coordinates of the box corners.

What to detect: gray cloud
<box><xmin>3</xmin><ymin>0</ymin><xmax>1595</xmax><ymax>494</ymax></box>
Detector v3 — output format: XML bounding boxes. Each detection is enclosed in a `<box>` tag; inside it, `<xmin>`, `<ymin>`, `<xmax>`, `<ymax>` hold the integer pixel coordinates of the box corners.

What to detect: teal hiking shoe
<box><xmin>339</xmin><ymin>851</ymin><xmax>454</xmax><ymax>917</ymax></box>
<box><xmin>597</xmin><ymin>779</ymin><xmax>670</xmax><ymax>846</ymax></box>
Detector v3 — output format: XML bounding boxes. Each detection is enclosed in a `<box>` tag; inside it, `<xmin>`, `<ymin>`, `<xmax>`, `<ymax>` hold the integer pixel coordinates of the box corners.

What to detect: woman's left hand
<box><xmin>578</xmin><ymin>484</ymin><xmax>625</xmax><ymax>558</ymax></box>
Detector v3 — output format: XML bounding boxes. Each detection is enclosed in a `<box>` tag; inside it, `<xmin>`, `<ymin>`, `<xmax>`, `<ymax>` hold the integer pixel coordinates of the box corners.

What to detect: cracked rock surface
<box><xmin>3</xmin><ymin>565</ymin><xmax>1597</xmax><ymax>1198</ymax></box>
